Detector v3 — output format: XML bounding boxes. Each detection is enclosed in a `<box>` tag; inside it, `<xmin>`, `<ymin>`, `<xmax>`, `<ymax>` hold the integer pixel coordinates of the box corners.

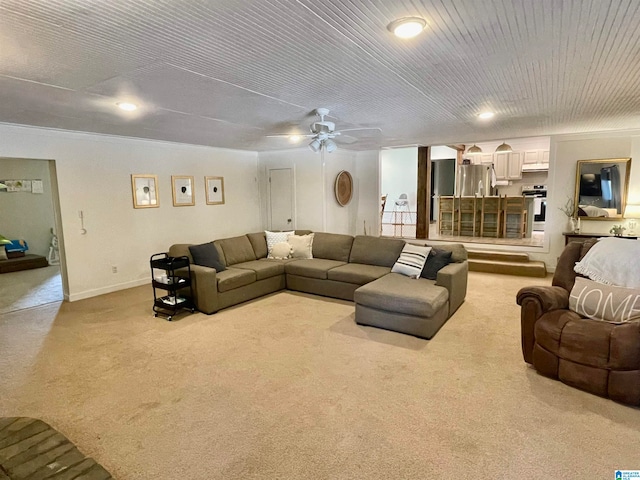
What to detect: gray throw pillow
<box><xmin>189</xmin><ymin>242</ymin><xmax>226</xmax><ymax>272</ymax></box>
<box><xmin>421</xmin><ymin>248</ymin><xmax>452</xmax><ymax>280</ymax></box>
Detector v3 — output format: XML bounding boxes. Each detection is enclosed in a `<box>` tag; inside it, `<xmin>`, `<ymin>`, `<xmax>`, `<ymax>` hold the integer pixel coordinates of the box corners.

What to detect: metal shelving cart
<box><xmin>150</xmin><ymin>253</ymin><xmax>195</xmax><ymax>321</ymax></box>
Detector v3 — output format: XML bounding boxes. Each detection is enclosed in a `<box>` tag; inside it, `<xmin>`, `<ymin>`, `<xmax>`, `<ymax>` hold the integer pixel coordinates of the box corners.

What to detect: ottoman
<box><xmin>354</xmin><ymin>273</ymin><xmax>449</xmax><ymax>339</ymax></box>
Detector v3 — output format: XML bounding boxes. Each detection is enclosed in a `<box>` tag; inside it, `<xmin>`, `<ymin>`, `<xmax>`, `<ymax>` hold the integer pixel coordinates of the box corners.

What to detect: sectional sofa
<box><xmin>169</xmin><ymin>231</ymin><xmax>468</xmax><ymax>339</ymax></box>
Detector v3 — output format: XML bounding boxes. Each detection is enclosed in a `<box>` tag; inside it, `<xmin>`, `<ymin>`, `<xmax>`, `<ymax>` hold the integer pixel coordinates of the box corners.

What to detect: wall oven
<box><xmin>522</xmin><ymin>184</ymin><xmax>547</xmax><ymax>231</ymax></box>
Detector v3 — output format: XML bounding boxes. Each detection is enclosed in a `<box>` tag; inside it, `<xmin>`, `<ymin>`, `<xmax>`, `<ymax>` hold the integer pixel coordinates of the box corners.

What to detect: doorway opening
<box><xmin>0</xmin><ymin>158</ymin><xmax>66</xmax><ymax>314</ymax></box>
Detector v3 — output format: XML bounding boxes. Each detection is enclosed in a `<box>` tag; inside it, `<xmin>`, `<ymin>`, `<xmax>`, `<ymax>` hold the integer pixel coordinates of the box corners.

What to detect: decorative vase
<box><xmin>566</xmin><ymin>217</ymin><xmax>577</xmax><ymax>233</ymax></box>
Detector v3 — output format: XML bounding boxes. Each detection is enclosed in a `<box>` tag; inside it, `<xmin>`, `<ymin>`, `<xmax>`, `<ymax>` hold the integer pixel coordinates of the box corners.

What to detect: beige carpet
<box><xmin>0</xmin><ymin>266</ymin><xmax>63</xmax><ymax>314</ymax></box>
<box><xmin>0</xmin><ymin>273</ymin><xmax>638</xmax><ymax>479</ymax></box>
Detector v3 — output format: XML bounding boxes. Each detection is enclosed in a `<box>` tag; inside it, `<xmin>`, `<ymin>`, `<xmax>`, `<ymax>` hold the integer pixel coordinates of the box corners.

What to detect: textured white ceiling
<box><xmin>1</xmin><ymin>0</ymin><xmax>640</xmax><ymax>151</ymax></box>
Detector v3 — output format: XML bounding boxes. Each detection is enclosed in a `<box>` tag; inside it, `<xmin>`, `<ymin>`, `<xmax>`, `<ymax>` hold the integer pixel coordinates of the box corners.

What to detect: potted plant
<box><xmin>610</xmin><ymin>225</ymin><xmax>626</xmax><ymax>237</ymax></box>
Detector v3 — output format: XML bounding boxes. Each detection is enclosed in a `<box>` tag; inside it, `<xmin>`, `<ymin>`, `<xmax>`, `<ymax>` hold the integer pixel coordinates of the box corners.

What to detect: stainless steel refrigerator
<box><xmin>455</xmin><ymin>164</ymin><xmax>495</xmax><ymax>196</ymax></box>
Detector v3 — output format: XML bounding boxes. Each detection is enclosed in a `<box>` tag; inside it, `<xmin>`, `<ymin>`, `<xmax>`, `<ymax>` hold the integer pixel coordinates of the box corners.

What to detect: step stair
<box><xmin>467</xmin><ymin>249</ymin><xmax>547</xmax><ymax>277</ymax></box>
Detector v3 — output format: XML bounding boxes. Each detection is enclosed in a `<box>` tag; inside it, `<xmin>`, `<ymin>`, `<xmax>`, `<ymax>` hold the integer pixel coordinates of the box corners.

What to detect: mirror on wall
<box><xmin>574</xmin><ymin>157</ymin><xmax>631</xmax><ymax>219</ymax></box>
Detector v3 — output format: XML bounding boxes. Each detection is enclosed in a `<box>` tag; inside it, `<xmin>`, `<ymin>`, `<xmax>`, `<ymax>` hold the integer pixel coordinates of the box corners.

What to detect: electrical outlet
<box><xmin>111</xmin><ymin>265</ymin><xmax>118</xmax><ymax>274</ymax></box>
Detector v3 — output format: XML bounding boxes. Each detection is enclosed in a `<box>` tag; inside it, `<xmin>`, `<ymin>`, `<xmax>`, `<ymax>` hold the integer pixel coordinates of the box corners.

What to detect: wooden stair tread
<box><xmin>467</xmin><ymin>250</ymin><xmax>530</xmax><ymax>263</ymax></box>
<box><xmin>469</xmin><ymin>258</ymin><xmax>547</xmax><ymax>277</ymax></box>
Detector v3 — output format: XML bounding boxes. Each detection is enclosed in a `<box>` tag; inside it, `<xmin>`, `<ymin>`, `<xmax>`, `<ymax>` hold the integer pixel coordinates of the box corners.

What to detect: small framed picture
<box><xmin>171</xmin><ymin>175</ymin><xmax>195</xmax><ymax>206</ymax></box>
<box><xmin>131</xmin><ymin>174</ymin><xmax>159</xmax><ymax>208</ymax></box>
<box><xmin>205</xmin><ymin>176</ymin><xmax>225</xmax><ymax>205</ymax></box>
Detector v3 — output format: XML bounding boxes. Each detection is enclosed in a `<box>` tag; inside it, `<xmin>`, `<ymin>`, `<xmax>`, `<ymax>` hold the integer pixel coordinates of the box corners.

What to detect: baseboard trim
<box><xmin>68</xmin><ymin>278</ymin><xmax>149</xmax><ymax>302</ymax></box>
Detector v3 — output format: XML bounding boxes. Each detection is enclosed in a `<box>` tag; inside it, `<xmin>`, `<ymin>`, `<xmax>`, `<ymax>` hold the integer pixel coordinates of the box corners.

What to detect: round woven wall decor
<box><xmin>335</xmin><ymin>170</ymin><xmax>353</xmax><ymax>206</ymax></box>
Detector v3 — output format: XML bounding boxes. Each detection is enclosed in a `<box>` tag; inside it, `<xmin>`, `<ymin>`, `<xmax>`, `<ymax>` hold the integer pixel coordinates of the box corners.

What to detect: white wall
<box><xmin>381</xmin><ymin>147</ymin><xmax>418</xmax><ymax>212</ymax></box>
<box><xmin>0</xmin><ymin>158</ymin><xmax>56</xmax><ymax>256</ymax></box>
<box><xmin>0</xmin><ymin>124</ymin><xmax>261</xmax><ymax>301</ymax></box>
<box><xmin>354</xmin><ymin>150</ymin><xmax>380</xmax><ymax>236</ymax></box>
<box><xmin>258</xmin><ymin>148</ymin><xmax>375</xmax><ymax>235</ymax></box>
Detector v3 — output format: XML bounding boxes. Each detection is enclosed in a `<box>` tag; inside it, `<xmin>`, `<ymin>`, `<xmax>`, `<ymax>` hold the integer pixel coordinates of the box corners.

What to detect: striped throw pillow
<box><xmin>391</xmin><ymin>244</ymin><xmax>432</xmax><ymax>279</ymax></box>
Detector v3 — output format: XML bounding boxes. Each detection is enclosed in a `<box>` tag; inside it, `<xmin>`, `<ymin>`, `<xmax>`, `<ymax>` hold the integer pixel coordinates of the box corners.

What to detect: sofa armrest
<box><xmin>435</xmin><ymin>261</ymin><xmax>468</xmax><ymax>316</ymax></box>
<box><xmin>177</xmin><ymin>264</ymin><xmax>219</xmax><ymax>314</ymax></box>
<box><xmin>516</xmin><ymin>286</ymin><xmax>569</xmax><ymax>364</ymax></box>
<box><xmin>516</xmin><ymin>285</ymin><xmax>569</xmax><ymax>311</ymax></box>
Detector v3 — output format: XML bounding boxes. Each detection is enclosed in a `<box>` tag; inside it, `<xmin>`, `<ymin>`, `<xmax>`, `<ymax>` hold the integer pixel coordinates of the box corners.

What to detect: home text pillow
<box><xmin>288</xmin><ymin>233</ymin><xmax>314</xmax><ymax>259</ymax></box>
<box><xmin>421</xmin><ymin>248</ymin><xmax>452</xmax><ymax>280</ymax></box>
<box><xmin>391</xmin><ymin>244</ymin><xmax>431</xmax><ymax>279</ymax></box>
<box><xmin>265</xmin><ymin>230</ymin><xmax>294</xmax><ymax>257</ymax></box>
<box><xmin>574</xmin><ymin>237</ymin><xmax>640</xmax><ymax>288</ymax></box>
<box><xmin>188</xmin><ymin>242</ymin><xmax>226</xmax><ymax>272</ymax></box>
<box><xmin>268</xmin><ymin>242</ymin><xmax>292</xmax><ymax>260</ymax></box>
<box><xmin>569</xmin><ymin>276</ymin><xmax>640</xmax><ymax>323</ymax></box>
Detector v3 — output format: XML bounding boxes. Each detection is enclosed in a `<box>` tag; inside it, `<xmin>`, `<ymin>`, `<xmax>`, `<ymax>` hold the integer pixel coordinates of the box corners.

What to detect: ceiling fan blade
<box><xmin>336</xmin><ymin>135</ymin><xmax>358</xmax><ymax>145</ymax></box>
<box><xmin>266</xmin><ymin>133</ymin><xmax>314</xmax><ymax>138</ymax></box>
<box><xmin>338</xmin><ymin>127</ymin><xmax>382</xmax><ymax>134</ymax></box>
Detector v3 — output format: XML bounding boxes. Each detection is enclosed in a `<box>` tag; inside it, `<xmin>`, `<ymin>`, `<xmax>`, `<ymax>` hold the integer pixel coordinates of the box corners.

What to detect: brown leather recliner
<box><xmin>517</xmin><ymin>239</ymin><xmax>640</xmax><ymax>405</ymax></box>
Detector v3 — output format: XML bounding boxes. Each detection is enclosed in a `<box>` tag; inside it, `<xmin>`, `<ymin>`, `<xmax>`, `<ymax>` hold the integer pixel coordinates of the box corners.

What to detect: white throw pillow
<box><xmin>569</xmin><ymin>277</ymin><xmax>640</xmax><ymax>323</ymax></box>
<box><xmin>265</xmin><ymin>230</ymin><xmax>294</xmax><ymax>257</ymax></box>
<box><xmin>391</xmin><ymin>244</ymin><xmax>432</xmax><ymax>279</ymax></box>
<box><xmin>268</xmin><ymin>242</ymin><xmax>292</xmax><ymax>260</ymax></box>
<box><xmin>288</xmin><ymin>233</ymin><xmax>314</xmax><ymax>259</ymax></box>
<box><xmin>0</xmin><ymin>246</ymin><xmax>7</xmax><ymax>261</ymax></box>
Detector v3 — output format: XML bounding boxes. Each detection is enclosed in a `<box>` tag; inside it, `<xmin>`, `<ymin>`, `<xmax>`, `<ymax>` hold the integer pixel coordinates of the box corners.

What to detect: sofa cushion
<box><xmin>391</xmin><ymin>244</ymin><xmax>431</xmax><ymax>278</ymax></box>
<box><xmin>217</xmin><ymin>235</ymin><xmax>256</xmax><ymax>266</ymax></box>
<box><xmin>247</xmin><ymin>232</ymin><xmax>268</xmax><ymax>259</ymax></box>
<box><xmin>216</xmin><ymin>268</ymin><xmax>256</xmax><ymax>293</ymax></box>
<box><xmin>349</xmin><ymin>236</ymin><xmax>405</xmax><ymax>267</ymax></box>
<box><xmin>421</xmin><ymin>248</ymin><xmax>452</xmax><ymax>280</ymax></box>
<box><xmin>189</xmin><ymin>242</ymin><xmax>226</xmax><ymax>272</ymax></box>
<box><xmin>233</xmin><ymin>259</ymin><xmax>285</xmax><ymax>281</ymax></box>
<box><xmin>285</xmin><ymin>258</ymin><xmax>346</xmax><ymax>280</ymax></box>
<box><xmin>312</xmin><ymin>233</ymin><xmax>354</xmax><ymax>262</ymax></box>
<box><xmin>327</xmin><ymin>263</ymin><xmax>391</xmax><ymax>285</ymax></box>
<box><xmin>355</xmin><ymin>273</ymin><xmax>448</xmax><ymax>318</ymax></box>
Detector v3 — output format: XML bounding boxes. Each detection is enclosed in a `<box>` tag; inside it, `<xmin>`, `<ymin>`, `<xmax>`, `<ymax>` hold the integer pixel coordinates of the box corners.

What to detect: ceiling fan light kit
<box><xmin>309</xmin><ymin>138</ymin><xmax>322</xmax><ymax>153</ymax></box>
<box><xmin>268</xmin><ymin>107</ymin><xmax>381</xmax><ymax>152</ymax></box>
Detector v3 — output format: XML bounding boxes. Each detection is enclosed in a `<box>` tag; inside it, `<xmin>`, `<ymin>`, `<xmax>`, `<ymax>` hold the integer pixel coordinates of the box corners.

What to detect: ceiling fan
<box><xmin>267</xmin><ymin>108</ymin><xmax>380</xmax><ymax>153</ymax></box>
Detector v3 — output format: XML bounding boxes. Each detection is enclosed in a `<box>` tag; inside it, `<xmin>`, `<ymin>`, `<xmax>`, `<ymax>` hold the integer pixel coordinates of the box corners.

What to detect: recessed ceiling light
<box><xmin>387</xmin><ymin>17</ymin><xmax>427</xmax><ymax>39</ymax></box>
<box><xmin>289</xmin><ymin>135</ymin><xmax>302</xmax><ymax>143</ymax></box>
<box><xmin>117</xmin><ymin>102</ymin><xmax>138</xmax><ymax>112</ymax></box>
<box><xmin>478</xmin><ymin>111</ymin><xmax>495</xmax><ymax>120</ymax></box>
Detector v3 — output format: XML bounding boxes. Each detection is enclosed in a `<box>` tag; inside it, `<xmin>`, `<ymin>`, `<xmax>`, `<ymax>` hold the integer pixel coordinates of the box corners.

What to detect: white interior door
<box><xmin>269</xmin><ymin>168</ymin><xmax>294</xmax><ymax>230</ymax></box>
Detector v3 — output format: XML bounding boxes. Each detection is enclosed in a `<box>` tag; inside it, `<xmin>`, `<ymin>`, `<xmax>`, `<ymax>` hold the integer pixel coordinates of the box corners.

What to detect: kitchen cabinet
<box><xmin>520</xmin><ymin>149</ymin><xmax>550</xmax><ymax>172</ymax></box>
<box><xmin>479</xmin><ymin>153</ymin><xmax>494</xmax><ymax>164</ymax></box>
<box><xmin>494</xmin><ymin>152</ymin><xmax>523</xmax><ymax>180</ymax></box>
<box><xmin>523</xmin><ymin>150</ymin><xmax>540</xmax><ymax>164</ymax></box>
<box><xmin>469</xmin><ymin>153</ymin><xmax>494</xmax><ymax>165</ymax></box>
<box><xmin>542</xmin><ymin>150</ymin><xmax>550</xmax><ymax>164</ymax></box>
